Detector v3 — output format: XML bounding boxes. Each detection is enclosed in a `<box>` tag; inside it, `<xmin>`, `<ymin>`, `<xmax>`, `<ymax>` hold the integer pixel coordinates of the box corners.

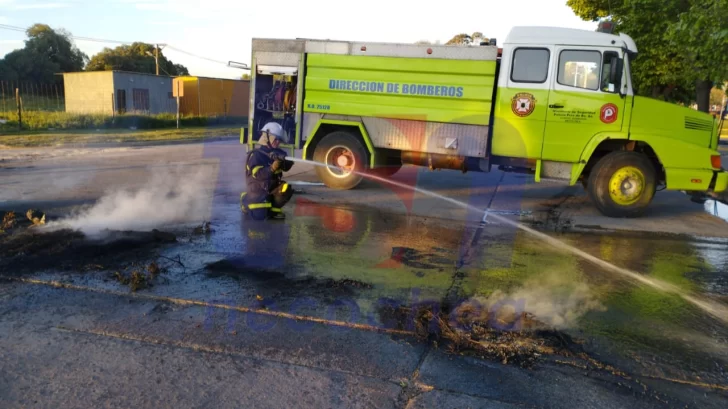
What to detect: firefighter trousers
<box><xmin>240</xmin><ymin>180</ymin><xmax>294</xmax><ymax>220</ymax></box>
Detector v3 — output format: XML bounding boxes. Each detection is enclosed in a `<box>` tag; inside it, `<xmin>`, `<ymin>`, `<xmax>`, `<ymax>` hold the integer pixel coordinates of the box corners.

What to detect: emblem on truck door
<box><xmin>600</xmin><ymin>103</ymin><xmax>618</xmax><ymax>124</ymax></box>
<box><xmin>511</xmin><ymin>93</ymin><xmax>536</xmax><ymax>117</ymax></box>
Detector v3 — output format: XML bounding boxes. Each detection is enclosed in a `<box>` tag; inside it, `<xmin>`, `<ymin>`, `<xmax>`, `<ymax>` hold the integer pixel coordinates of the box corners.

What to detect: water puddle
<box><xmin>3</xmin><ymin>154</ymin><xmax>728</xmax><ymax>387</ymax></box>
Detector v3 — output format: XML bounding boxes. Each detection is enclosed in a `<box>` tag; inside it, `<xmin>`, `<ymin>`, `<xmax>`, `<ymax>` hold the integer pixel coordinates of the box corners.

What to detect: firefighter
<box><xmin>240</xmin><ymin>122</ymin><xmax>295</xmax><ymax>220</ymax></box>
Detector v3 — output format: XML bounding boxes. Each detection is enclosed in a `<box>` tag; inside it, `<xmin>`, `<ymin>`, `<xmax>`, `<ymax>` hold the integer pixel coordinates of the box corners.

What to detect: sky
<box><xmin>0</xmin><ymin>0</ymin><xmax>597</xmax><ymax>80</ymax></box>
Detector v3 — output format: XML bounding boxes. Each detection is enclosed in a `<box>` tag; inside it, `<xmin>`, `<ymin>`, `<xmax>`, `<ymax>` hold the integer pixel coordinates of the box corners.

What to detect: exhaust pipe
<box><xmin>400</xmin><ymin>151</ymin><xmax>467</xmax><ymax>172</ymax></box>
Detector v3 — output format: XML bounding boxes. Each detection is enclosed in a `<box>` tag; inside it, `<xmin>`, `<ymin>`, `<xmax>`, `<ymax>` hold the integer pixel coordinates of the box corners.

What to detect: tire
<box><xmin>313</xmin><ymin>131</ymin><xmax>368</xmax><ymax>190</ymax></box>
<box><xmin>587</xmin><ymin>151</ymin><xmax>657</xmax><ymax>218</ymax></box>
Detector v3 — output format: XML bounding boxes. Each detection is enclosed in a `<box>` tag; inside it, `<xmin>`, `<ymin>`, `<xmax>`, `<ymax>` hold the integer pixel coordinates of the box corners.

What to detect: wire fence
<box><xmin>0</xmin><ymin>78</ymin><xmax>250</xmax><ymax>132</ymax></box>
<box><xmin>0</xmin><ymin>80</ymin><xmax>65</xmax><ymax>113</ymax></box>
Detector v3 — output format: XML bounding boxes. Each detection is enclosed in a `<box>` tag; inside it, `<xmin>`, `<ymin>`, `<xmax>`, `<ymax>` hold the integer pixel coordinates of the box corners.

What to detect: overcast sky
<box><xmin>0</xmin><ymin>0</ymin><xmax>597</xmax><ymax>79</ymax></box>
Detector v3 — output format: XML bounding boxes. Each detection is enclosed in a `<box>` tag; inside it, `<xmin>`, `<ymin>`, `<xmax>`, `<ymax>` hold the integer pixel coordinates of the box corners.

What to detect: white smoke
<box><xmin>462</xmin><ymin>273</ymin><xmax>606</xmax><ymax>330</ymax></box>
<box><xmin>47</xmin><ymin>165</ymin><xmax>214</xmax><ymax>235</ymax></box>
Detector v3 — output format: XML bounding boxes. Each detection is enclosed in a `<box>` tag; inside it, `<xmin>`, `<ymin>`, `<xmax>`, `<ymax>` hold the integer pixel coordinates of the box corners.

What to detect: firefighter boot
<box><xmin>267</xmin><ymin>181</ymin><xmax>294</xmax><ymax>220</ymax></box>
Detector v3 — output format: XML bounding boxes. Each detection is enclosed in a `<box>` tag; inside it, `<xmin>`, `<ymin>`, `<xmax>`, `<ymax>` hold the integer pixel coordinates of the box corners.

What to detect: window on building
<box><xmin>132</xmin><ymin>88</ymin><xmax>150</xmax><ymax>112</ymax></box>
<box><xmin>558</xmin><ymin>50</ymin><xmax>601</xmax><ymax>91</ymax></box>
<box><xmin>511</xmin><ymin>48</ymin><xmax>550</xmax><ymax>83</ymax></box>
<box><xmin>116</xmin><ymin>89</ymin><xmax>126</xmax><ymax>114</ymax></box>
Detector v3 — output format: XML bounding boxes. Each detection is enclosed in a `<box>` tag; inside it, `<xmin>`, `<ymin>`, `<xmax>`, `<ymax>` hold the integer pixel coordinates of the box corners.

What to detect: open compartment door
<box><xmin>247</xmin><ymin>44</ymin><xmax>305</xmax><ymax>155</ymax></box>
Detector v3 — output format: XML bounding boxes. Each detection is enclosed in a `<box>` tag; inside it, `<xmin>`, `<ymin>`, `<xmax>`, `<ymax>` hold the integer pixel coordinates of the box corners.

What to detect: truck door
<box><xmin>491</xmin><ymin>45</ymin><xmax>553</xmax><ymax>160</ymax></box>
<box><xmin>541</xmin><ymin>48</ymin><xmax>626</xmax><ymax>162</ymax></box>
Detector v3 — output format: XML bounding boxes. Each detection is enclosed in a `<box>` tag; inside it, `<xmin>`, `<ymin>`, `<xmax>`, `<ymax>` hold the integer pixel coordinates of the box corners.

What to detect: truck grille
<box><xmin>684</xmin><ymin>116</ymin><xmax>713</xmax><ymax>131</ymax></box>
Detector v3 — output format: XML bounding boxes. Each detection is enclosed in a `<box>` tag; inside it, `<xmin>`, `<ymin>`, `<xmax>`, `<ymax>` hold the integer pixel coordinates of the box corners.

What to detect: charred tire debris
<box><xmin>1</xmin><ymin>210</ymin><xmax>628</xmax><ymax>377</ymax></box>
<box><xmin>0</xmin><ymin>209</ymin><xmax>197</xmax><ymax>290</ymax></box>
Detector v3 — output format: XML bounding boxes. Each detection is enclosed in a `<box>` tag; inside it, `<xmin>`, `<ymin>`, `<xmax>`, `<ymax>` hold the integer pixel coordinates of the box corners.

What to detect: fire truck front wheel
<box><xmin>313</xmin><ymin>131</ymin><xmax>368</xmax><ymax>190</ymax></box>
<box><xmin>587</xmin><ymin>151</ymin><xmax>656</xmax><ymax>218</ymax></box>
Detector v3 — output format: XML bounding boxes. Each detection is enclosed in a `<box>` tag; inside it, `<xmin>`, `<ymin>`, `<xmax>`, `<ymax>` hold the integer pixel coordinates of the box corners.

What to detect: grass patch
<box><xmin>0</xmin><ymin>126</ymin><xmax>241</xmax><ymax>147</ymax></box>
<box><xmin>0</xmin><ymin>110</ymin><xmax>246</xmax><ymax>132</ymax></box>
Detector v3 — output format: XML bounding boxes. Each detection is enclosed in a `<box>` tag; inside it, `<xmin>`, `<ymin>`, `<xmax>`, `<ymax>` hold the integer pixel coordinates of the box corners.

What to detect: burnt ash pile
<box><xmin>0</xmin><ymin>209</ymin><xmax>179</xmax><ymax>275</ymax></box>
<box><xmin>380</xmin><ymin>300</ymin><xmax>584</xmax><ymax>369</ymax></box>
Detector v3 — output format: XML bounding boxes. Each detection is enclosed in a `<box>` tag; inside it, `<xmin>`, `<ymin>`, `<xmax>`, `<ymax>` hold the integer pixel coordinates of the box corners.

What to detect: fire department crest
<box><xmin>511</xmin><ymin>93</ymin><xmax>536</xmax><ymax>117</ymax></box>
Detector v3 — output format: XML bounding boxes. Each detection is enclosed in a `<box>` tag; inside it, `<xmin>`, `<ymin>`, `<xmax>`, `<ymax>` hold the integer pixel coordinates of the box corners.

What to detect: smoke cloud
<box><xmin>47</xmin><ymin>166</ymin><xmax>214</xmax><ymax>235</ymax></box>
<box><xmin>462</xmin><ymin>273</ymin><xmax>606</xmax><ymax>330</ymax></box>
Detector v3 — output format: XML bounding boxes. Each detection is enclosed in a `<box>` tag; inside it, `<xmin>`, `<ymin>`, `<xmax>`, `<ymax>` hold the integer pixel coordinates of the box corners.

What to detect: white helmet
<box><xmin>260</xmin><ymin>122</ymin><xmax>287</xmax><ymax>144</ymax></box>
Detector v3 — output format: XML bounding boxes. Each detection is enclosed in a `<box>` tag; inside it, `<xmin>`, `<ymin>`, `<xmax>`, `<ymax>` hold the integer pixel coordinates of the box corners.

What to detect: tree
<box><xmin>567</xmin><ymin>0</ymin><xmax>728</xmax><ymax>112</ymax></box>
<box><xmin>445</xmin><ymin>32</ymin><xmax>488</xmax><ymax>46</ymax></box>
<box><xmin>0</xmin><ymin>23</ymin><xmax>87</xmax><ymax>82</ymax></box>
<box><xmin>26</xmin><ymin>24</ymin><xmax>88</xmax><ymax>73</ymax></box>
<box><xmin>86</xmin><ymin>43</ymin><xmax>189</xmax><ymax>76</ymax></box>
<box><xmin>471</xmin><ymin>32</ymin><xmax>487</xmax><ymax>45</ymax></box>
<box><xmin>667</xmin><ymin>0</ymin><xmax>728</xmax><ymax>112</ymax></box>
<box><xmin>0</xmin><ymin>48</ymin><xmax>60</xmax><ymax>82</ymax></box>
<box><xmin>446</xmin><ymin>33</ymin><xmax>472</xmax><ymax>45</ymax></box>
<box><xmin>711</xmin><ymin>86</ymin><xmax>726</xmax><ymax>109</ymax></box>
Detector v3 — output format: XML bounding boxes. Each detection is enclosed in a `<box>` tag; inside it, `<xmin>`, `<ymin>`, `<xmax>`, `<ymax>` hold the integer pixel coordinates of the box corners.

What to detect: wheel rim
<box><xmin>324</xmin><ymin>145</ymin><xmax>356</xmax><ymax>179</ymax></box>
<box><xmin>608</xmin><ymin>166</ymin><xmax>645</xmax><ymax>205</ymax></box>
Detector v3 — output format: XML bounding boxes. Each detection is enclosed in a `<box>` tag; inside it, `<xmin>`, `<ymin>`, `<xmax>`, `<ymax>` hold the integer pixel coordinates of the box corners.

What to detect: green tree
<box><xmin>0</xmin><ymin>23</ymin><xmax>87</xmax><ymax>82</ymax></box>
<box><xmin>667</xmin><ymin>0</ymin><xmax>728</xmax><ymax>112</ymax></box>
<box><xmin>446</xmin><ymin>33</ymin><xmax>472</xmax><ymax>45</ymax></box>
<box><xmin>86</xmin><ymin>43</ymin><xmax>189</xmax><ymax>76</ymax></box>
<box><xmin>566</xmin><ymin>0</ymin><xmax>728</xmax><ymax>112</ymax></box>
<box><xmin>445</xmin><ymin>32</ymin><xmax>488</xmax><ymax>46</ymax></box>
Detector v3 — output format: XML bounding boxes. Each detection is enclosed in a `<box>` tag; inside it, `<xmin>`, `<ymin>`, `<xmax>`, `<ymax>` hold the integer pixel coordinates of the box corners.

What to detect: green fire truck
<box><xmin>243</xmin><ymin>26</ymin><xmax>727</xmax><ymax>217</ymax></box>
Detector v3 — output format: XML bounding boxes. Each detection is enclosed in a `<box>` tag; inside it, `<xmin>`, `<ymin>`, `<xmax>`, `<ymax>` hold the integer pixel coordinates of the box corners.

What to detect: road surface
<box><xmin>1</xmin><ymin>139</ymin><xmax>727</xmax><ymax>408</ymax></box>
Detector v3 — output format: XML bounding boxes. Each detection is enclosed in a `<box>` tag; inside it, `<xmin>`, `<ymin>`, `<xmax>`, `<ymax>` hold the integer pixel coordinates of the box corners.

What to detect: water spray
<box><xmin>288</xmin><ymin>157</ymin><xmax>728</xmax><ymax>324</ymax></box>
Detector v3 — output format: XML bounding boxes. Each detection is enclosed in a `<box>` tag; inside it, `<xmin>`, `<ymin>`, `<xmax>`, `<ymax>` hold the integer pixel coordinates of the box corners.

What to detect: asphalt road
<box><xmin>1</xmin><ymin>139</ymin><xmax>727</xmax><ymax>408</ymax></box>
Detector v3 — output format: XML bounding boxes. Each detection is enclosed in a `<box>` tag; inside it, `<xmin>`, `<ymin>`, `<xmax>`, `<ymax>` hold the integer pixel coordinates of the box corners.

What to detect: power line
<box><xmin>0</xmin><ymin>24</ymin><xmax>26</xmax><ymax>33</ymax></box>
<box><xmin>0</xmin><ymin>23</ymin><xmax>239</xmax><ymax>67</ymax></box>
<box><xmin>0</xmin><ymin>23</ymin><xmax>139</xmax><ymax>46</ymax></box>
<box><xmin>165</xmin><ymin>45</ymin><xmax>228</xmax><ymax>66</ymax></box>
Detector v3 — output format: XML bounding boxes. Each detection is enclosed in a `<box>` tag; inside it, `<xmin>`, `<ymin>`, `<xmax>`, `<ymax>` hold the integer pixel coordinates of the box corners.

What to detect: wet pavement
<box><xmin>1</xmin><ymin>139</ymin><xmax>728</xmax><ymax>408</ymax></box>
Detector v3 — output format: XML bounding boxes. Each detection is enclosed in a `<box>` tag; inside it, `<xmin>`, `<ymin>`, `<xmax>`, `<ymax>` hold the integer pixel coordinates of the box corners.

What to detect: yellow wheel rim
<box><xmin>608</xmin><ymin>166</ymin><xmax>645</xmax><ymax>205</ymax></box>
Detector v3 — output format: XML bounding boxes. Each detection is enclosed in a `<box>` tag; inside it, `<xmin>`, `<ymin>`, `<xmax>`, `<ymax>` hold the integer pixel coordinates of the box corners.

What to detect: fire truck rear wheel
<box><xmin>587</xmin><ymin>151</ymin><xmax>656</xmax><ymax>218</ymax></box>
<box><xmin>313</xmin><ymin>131</ymin><xmax>368</xmax><ymax>190</ymax></box>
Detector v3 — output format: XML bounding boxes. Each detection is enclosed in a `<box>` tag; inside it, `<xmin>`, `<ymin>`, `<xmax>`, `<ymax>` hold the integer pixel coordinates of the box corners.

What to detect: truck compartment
<box><xmin>303</xmin><ymin>53</ymin><xmax>496</xmax><ymax>127</ymax></box>
<box><xmin>251</xmin><ymin>71</ymin><xmax>298</xmax><ymax>144</ymax></box>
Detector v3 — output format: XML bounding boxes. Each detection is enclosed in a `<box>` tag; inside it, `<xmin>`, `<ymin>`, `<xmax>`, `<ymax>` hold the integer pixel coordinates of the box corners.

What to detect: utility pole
<box><xmin>154</xmin><ymin>44</ymin><xmax>159</xmax><ymax>76</ymax></box>
<box><xmin>15</xmin><ymin>88</ymin><xmax>21</xmax><ymax>131</ymax></box>
<box><xmin>146</xmin><ymin>44</ymin><xmax>166</xmax><ymax>76</ymax></box>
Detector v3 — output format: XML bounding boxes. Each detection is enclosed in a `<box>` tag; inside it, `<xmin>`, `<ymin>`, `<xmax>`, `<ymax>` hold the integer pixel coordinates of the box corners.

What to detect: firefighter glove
<box><xmin>269</xmin><ymin>152</ymin><xmax>286</xmax><ymax>162</ymax></box>
<box><xmin>271</xmin><ymin>158</ymin><xmax>284</xmax><ymax>173</ymax></box>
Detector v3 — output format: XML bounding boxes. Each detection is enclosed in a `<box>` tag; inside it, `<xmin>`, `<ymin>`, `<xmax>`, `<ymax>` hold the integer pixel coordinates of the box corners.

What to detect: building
<box><xmin>174</xmin><ymin>76</ymin><xmax>249</xmax><ymax>117</ymax></box>
<box><xmin>62</xmin><ymin>71</ymin><xmax>176</xmax><ymax>115</ymax></box>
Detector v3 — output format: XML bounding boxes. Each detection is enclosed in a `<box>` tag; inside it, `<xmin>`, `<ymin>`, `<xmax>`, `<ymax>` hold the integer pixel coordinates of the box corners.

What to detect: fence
<box><xmin>0</xmin><ymin>81</ymin><xmax>65</xmax><ymax>113</ymax></box>
<box><xmin>0</xmin><ymin>78</ymin><xmax>248</xmax><ymax>132</ymax></box>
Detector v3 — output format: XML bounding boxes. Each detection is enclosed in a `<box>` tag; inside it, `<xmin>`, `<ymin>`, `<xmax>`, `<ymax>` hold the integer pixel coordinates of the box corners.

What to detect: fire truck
<box><xmin>243</xmin><ymin>26</ymin><xmax>726</xmax><ymax>217</ymax></box>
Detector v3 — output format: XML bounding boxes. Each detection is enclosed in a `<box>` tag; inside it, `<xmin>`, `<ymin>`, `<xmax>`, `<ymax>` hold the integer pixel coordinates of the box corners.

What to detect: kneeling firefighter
<box><xmin>241</xmin><ymin>122</ymin><xmax>295</xmax><ymax>220</ymax></box>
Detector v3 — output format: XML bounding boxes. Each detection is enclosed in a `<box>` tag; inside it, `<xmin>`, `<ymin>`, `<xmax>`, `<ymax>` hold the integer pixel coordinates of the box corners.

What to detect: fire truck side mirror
<box><xmin>609</xmin><ymin>56</ymin><xmax>625</xmax><ymax>98</ymax></box>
